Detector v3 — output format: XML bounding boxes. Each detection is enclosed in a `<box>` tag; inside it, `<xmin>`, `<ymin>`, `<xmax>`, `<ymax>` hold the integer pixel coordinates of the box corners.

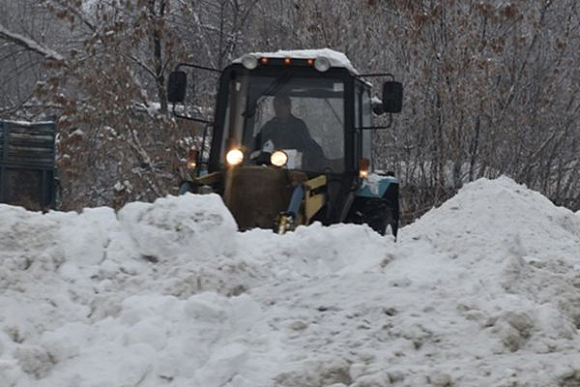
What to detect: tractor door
<box><xmin>345</xmin><ymin>84</ymin><xmax>400</xmax><ymax>236</ymax></box>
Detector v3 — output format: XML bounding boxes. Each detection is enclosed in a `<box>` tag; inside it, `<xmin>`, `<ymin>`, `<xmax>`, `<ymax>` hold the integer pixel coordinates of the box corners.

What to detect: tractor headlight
<box><xmin>270</xmin><ymin>150</ymin><xmax>288</xmax><ymax>167</ymax></box>
<box><xmin>314</xmin><ymin>56</ymin><xmax>331</xmax><ymax>72</ymax></box>
<box><xmin>226</xmin><ymin>148</ymin><xmax>244</xmax><ymax>166</ymax></box>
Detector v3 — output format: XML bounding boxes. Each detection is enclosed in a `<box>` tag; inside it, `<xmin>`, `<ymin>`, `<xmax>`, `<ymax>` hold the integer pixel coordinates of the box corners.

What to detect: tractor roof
<box><xmin>233</xmin><ymin>48</ymin><xmax>359</xmax><ymax>75</ymax></box>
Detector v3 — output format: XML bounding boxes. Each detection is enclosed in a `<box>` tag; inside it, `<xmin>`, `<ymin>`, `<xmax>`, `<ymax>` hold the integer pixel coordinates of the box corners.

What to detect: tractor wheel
<box><xmin>363</xmin><ymin>199</ymin><xmax>391</xmax><ymax>236</ymax></box>
<box><xmin>345</xmin><ymin>197</ymin><xmax>398</xmax><ymax>238</ymax></box>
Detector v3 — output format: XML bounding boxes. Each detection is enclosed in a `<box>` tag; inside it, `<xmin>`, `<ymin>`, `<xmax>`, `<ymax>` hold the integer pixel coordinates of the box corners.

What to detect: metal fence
<box><xmin>0</xmin><ymin>120</ymin><xmax>57</xmax><ymax>210</ymax></box>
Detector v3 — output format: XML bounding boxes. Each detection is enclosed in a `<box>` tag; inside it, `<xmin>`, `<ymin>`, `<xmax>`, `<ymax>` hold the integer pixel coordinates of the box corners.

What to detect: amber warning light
<box><xmin>252</xmin><ymin>56</ymin><xmax>320</xmax><ymax>68</ymax></box>
<box><xmin>359</xmin><ymin>158</ymin><xmax>370</xmax><ymax>179</ymax></box>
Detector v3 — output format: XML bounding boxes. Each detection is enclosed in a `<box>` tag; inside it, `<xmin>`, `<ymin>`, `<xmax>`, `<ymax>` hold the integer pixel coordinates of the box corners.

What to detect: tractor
<box><xmin>168</xmin><ymin>49</ymin><xmax>403</xmax><ymax>237</ymax></box>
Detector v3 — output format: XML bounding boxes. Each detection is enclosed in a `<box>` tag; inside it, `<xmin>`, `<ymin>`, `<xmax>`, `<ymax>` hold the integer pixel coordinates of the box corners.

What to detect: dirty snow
<box><xmin>1</xmin><ymin>176</ymin><xmax>580</xmax><ymax>386</ymax></box>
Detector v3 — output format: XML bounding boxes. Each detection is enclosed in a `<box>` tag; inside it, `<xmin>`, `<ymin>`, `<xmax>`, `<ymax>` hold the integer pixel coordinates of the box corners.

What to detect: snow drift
<box><xmin>1</xmin><ymin>177</ymin><xmax>580</xmax><ymax>386</ymax></box>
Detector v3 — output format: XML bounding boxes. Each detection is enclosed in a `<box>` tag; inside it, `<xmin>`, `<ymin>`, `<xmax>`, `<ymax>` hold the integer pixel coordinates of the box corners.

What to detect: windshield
<box><xmin>223</xmin><ymin>73</ymin><xmax>345</xmax><ymax>172</ymax></box>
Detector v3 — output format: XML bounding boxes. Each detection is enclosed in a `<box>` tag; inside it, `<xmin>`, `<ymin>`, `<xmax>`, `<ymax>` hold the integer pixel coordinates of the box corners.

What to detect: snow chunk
<box><xmin>118</xmin><ymin>193</ymin><xmax>237</xmax><ymax>261</ymax></box>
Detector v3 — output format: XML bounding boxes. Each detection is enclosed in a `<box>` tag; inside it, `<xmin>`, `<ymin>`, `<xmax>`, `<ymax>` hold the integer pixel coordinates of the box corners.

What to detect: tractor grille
<box><xmin>227</xmin><ymin>166</ymin><xmax>293</xmax><ymax>230</ymax></box>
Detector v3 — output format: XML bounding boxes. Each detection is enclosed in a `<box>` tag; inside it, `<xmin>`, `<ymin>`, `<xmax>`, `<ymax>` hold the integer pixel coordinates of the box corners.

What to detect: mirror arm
<box><xmin>356</xmin><ymin>114</ymin><xmax>394</xmax><ymax>130</ymax></box>
<box><xmin>171</xmin><ymin>103</ymin><xmax>213</xmax><ymax>124</ymax></box>
<box><xmin>170</xmin><ymin>62</ymin><xmax>221</xmax><ymax>123</ymax></box>
<box><xmin>356</xmin><ymin>73</ymin><xmax>395</xmax><ymax>81</ymax></box>
<box><xmin>175</xmin><ymin>62</ymin><xmax>221</xmax><ymax>74</ymax></box>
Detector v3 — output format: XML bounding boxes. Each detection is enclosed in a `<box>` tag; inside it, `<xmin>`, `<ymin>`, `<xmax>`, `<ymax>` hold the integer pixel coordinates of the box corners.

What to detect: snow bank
<box><xmin>1</xmin><ymin>176</ymin><xmax>580</xmax><ymax>386</ymax></box>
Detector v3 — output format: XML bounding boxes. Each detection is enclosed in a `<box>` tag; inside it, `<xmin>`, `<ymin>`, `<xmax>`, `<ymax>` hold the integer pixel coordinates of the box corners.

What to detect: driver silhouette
<box><xmin>255</xmin><ymin>94</ymin><xmax>324</xmax><ymax>166</ymax></box>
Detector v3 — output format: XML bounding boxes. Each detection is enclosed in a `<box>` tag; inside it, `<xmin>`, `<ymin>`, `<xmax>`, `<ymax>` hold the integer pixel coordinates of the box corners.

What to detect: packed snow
<box><xmin>2</xmin><ymin>176</ymin><xmax>580</xmax><ymax>386</ymax></box>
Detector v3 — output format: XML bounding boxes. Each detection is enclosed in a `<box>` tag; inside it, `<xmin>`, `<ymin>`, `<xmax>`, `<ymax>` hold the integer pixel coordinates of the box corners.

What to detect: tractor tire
<box><xmin>346</xmin><ymin>197</ymin><xmax>396</xmax><ymax>237</ymax></box>
<box><xmin>362</xmin><ymin>198</ymin><xmax>391</xmax><ymax>236</ymax></box>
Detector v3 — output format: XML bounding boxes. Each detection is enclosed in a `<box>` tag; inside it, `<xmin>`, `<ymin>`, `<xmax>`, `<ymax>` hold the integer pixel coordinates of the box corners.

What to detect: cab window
<box><xmin>224</xmin><ymin>74</ymin><xmax>345</xmax><ymax>173</ymax></box>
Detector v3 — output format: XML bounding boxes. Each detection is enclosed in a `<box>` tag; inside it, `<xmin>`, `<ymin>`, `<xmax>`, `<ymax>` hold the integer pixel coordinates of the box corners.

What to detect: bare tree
<box><xmin>0</xmin><ymin>0</ymin><xmax>66</xmax><ymax>119</ymax></box>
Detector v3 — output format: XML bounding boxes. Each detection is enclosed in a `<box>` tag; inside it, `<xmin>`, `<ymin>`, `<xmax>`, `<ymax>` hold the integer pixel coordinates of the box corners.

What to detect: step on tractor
<box><xmin>168</xmin><ymin>49</ymin><xmax>403</xmax><ymax>237</ymax></box>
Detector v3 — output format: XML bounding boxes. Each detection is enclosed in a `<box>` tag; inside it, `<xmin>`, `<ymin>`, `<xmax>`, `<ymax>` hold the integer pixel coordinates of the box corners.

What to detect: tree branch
<box><xmin>49</xmin><ymin>0</ymin><xmax>97</xmax><ymax>32</ymax></box>
<box><xmin>126</xmin><ymin>54</ymin><xmax>157</xmax><ymax>78</ymax></box>
<box><xmin>0</xmin><ymin>22</ymin><xmax>65</xmax><ymax>62</ymax></box>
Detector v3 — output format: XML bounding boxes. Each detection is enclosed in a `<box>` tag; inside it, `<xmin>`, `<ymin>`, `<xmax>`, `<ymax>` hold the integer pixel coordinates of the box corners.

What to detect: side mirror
<box><xmin>382</xmin><ymin>81</ymin><xmax>403</xmax><ymax>114</ymax></box>
<box><xmin>167</xmin><ymin>71</ymin><xmax>187</xmax><ymax>104</ymax></box>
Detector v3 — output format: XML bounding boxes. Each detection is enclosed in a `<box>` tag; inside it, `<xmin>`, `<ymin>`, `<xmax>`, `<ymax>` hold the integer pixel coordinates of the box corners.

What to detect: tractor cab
<box><xmin>168</xmin><ymin>49</ymin><xmax>402</xmax><ymax>236</ymax></box>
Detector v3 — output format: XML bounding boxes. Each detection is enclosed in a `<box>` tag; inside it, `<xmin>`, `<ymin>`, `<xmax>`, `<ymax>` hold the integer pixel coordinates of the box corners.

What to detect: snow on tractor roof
<box><xmin>233</xmin><ymin>48</ymin><xmax>359</xmax><ymax>74</ymax></box>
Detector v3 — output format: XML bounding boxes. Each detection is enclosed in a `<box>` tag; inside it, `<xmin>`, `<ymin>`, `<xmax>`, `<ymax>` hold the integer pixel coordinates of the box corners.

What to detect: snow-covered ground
<box><xmin>2</xmin><ymin>176</ymin><xmax>580</xmax><ymax>387</ymax></box>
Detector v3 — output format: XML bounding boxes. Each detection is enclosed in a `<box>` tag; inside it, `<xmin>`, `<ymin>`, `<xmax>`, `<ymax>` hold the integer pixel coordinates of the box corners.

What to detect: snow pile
<box><xmin>1</xmin><ymin>177</ymin><xmax>580</xmax><ymax>386</ymax></box>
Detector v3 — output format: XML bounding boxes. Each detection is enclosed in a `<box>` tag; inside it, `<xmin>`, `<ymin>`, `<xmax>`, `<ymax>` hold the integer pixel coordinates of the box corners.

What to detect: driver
<box><xmin>255</xmin><ymin>94</ymin><xmax>324</xmax><ymax>165</ymax></box>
